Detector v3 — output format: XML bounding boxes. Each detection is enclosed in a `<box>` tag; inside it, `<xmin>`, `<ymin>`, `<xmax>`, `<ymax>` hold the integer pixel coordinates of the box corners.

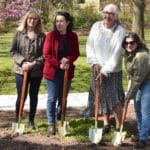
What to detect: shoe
<box><xmin>80</xmin><ymin>108</ymin><xmax>94</xmax><ymax>117</ymax></box>
<box><xmin>57</xmin><ymin>114</ymin><xmax>61</xmax><ymax>121</ymax></box>
<box><xmin>28</xmin><ymin>121</ymin><xmax>36</xmax><ymax>130</ymax></box>
<box><xmin>102</xmin><ymin>125</ymin><xmax>110</xmax><ymax>135</ymax></box>
<box><xmin>115</xmin><ymin>128</ymin><xmax>120</xmax><ymax>132</ymax></box>
<box><xmin>48</xmin><ymin>125</ymin><xmax>55</xmax><ymax>135</ymax></box>
<box><xmin>130</xmin><ymin>135</ymin><xmax>139</xmax><ymax>142</ymax></box>
<box><xmin>133</xmin><ymin>140</ymin><xmax>146</xmax><ymax>149</ymax></box>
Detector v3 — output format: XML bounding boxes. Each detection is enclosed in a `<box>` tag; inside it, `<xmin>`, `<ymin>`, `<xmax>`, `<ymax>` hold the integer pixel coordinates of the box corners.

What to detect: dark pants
<box><xmin>15</xmin><ymin>73</ymin><xmax>42</xmax><ymax>121</ymax></box>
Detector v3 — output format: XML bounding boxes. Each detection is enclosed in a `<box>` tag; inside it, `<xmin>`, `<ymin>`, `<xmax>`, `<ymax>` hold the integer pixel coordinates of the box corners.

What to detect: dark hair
<box><xmin>122</xmin><ymin>32</ymin><xmax>148</xmax><ymax>52</ymax></box>
<box><xmin>53</xmin><ymin>11</ymin><xmax>74</xmax><ymax>32</ymax></box>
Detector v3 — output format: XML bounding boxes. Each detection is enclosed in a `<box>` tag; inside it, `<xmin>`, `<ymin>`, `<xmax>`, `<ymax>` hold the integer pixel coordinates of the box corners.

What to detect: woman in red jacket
<box><xmin>43</xmin><ymin>11</ymin><xmax>80</xmax><ymax>135</ymax></box>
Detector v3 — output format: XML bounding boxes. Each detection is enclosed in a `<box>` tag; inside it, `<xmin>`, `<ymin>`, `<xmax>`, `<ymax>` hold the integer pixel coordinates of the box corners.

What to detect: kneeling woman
<box><xmin>122</xmin><ymin>32</ymin><xmax>150</xmax><ymax>149</ymax></box>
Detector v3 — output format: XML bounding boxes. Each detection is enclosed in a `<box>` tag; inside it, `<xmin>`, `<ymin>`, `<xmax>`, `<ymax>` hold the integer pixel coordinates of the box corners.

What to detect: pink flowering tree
<box><xmin>0</xmin><ymin>0</ymin><xmax>40</xmax><ymax>29</ymax></box>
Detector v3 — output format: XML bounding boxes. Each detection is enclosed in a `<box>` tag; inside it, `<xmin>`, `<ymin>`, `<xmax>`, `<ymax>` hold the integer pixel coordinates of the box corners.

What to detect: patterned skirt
<box><xmin>87</xmin><ymin>71</ymin><xmax>125</xmax><ymax>115</ymax></box>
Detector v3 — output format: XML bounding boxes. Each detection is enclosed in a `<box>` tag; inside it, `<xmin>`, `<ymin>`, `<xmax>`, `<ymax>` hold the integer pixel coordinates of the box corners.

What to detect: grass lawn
<box><xmin>0</xmin><ymin>33</ymin><xmax>128</xmax><ymax>95</ymax></box>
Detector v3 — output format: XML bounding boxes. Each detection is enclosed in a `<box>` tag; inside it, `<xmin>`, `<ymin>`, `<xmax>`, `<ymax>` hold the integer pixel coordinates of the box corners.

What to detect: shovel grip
<box><xmin>19</xmin><ymin>71</ymin><xmax>28</xmax><ymax>118</ymax></box>
<box><xmin>95</xmin><ymin>79</ymin><xmax>100</xmax><ymax>122</ymax></box>
<box><xmin>61</xmin><ymin>70</ymin><xmax>68</xmax><ymax>119</ymax></box>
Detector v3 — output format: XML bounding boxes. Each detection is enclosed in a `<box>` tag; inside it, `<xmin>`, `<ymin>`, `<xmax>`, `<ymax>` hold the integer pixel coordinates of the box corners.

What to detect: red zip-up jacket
<box><xmin>43</xmin><ymin>30</ymin><xmax>80</xmax><ymax>80</ymax></box>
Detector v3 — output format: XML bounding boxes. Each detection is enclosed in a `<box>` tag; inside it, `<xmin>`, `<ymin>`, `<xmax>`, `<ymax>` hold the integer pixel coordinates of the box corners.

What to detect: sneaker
<box><xmin>102</xmin><ymin>125</ymin><xmax>110</xmax><ymax>135</ymax></box>
<box><xmin>48</xmin><ymin>125</ymin><xmax>55</xmax><ymax>135</ymax></box>
<box><xmin>28</xmin><ymin>121</ymin><xmax>36</xmax><ymax>130</ymax></box>
<box><xmin>133</xmin><ymin>140</ymin><xmax>146</xmax><ymax>149</ymax></box>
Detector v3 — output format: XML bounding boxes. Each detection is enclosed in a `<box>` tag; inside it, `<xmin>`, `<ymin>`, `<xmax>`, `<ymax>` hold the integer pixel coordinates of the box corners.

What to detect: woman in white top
<box><xmin>86</xmin><ymin>4</ymin><xmax>126</xmax><ymax>134</ymax></box>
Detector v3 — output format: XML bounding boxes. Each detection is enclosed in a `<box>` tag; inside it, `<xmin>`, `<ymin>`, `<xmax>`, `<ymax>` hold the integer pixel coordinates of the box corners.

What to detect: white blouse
<box><xmin>86</xmin><ymin>21</ymin><xmax>126</xmax><ymax>76</ymax></box>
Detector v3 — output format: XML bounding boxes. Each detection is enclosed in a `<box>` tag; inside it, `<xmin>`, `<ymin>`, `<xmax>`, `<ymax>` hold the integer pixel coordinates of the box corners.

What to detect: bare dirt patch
<box><xmin>0</xmin><ymin>105</ymin><xmax>150</xmax><ymax>150</ymax></box>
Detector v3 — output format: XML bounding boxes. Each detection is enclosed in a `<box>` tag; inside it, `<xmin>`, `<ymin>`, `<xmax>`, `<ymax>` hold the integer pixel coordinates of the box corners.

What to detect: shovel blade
<box><xmin>89</xmin><ymin>128</ymin><xmax>102</xmax><ymax>144</ymax></box>
<box><xmin>112</xmin><ymin>131</ymin><xmax>127</xmax><ymax>147</ymax></box>
<box><xmin>59</xmin><ymin>121</ymin><xmax>69</xmax><ymax>136</ymax></box>
<box><xmin>12</xmin><ymin>122</ymin><xmax>25</xmax><ymax>135</ymax></box>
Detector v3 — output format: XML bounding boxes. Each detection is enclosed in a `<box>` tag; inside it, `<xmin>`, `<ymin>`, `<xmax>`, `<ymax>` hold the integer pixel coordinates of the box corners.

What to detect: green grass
<box><xmin>21</xmin><ymin>116</ymin><xmax>135</xmax><ymax>142</ymax></box>
<box><xmin>0</xmin><ymin>33</ymin><xmax>128</xmax><ymax>94</ymax></box>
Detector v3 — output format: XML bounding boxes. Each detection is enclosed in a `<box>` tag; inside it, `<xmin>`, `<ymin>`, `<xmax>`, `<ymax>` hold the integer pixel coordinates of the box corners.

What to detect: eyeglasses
<box><xmin>102</xmin><ymin>11</ymin><xmax>115</xmax><ymax>17</ymax></box>
<box><xmin>28</xmin><ymin>17</ymin><xmax>38</xmax><ymax>20</ymax></box>
<box><xmin>125</xmin><ymin>41</ymin><xmax>136</xmax><ymax>45</ymax></box>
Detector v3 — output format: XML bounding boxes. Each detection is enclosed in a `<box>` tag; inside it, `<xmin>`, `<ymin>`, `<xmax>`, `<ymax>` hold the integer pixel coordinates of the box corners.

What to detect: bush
<box><xmin>73</xmin><ymin>6</ymin><xmax>101</xmax><ymax>29</ymax></box>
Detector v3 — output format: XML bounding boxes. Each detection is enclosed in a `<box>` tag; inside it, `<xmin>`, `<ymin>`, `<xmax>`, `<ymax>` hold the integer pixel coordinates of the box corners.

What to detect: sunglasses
<box><xmin>125</xmin><ymin>41</ymin><xmax>136</xmax><ymax>45</ymax></box>
<box><xmin>102</xmin><ymin>11</ymin><xmax>115</xmax><ymax>17</ymax></box>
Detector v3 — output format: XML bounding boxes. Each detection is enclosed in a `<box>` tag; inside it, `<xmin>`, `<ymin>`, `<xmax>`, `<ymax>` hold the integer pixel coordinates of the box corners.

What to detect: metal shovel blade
<box><xmin>89</xmin><ymin>127</ymin><xmax>102</xmax><ymax>144</ymax></box>
<box><xmin>12</xmin><ymin>122</ymin><xmax>25</xmax><ymax>135</ymax></box>
<box><xmin>112</xmin><ymin>130</ymin><xmax>127</xmax><ymax>146</ymax></box>
<box><xmin>59</xmin><ymin>121</ymin><xmax>69</xmax><ymax>136</ymax></box>
<box><xmin>112</xmin><ymin>99</ymin><xmax>129</xmax><ymax>146</ymax></box>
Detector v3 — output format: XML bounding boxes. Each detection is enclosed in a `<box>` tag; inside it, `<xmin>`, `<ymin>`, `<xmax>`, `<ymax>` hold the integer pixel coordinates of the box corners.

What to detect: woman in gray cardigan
<box><xmin>10</xmin><ymin>10</ymin><xmax>45</xmax><ymax>129</ymax></box>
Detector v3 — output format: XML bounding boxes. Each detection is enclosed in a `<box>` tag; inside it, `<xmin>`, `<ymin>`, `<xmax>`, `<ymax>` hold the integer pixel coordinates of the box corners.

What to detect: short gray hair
<box><xmin>103</xmin><ymin>4</ymin><xmax>119</xmax><ymax>17</ymax></box>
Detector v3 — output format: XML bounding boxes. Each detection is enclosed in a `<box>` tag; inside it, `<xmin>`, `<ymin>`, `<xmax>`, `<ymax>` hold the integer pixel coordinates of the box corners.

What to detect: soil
<box><xmin>0</xmin><ymin>105</ymin><xmax>150</xmax><ymax>150</ymax></box>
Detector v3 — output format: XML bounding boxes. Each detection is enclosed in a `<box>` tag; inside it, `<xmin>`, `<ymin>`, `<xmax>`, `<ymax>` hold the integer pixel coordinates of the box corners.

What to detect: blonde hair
<box><xmin>17</xmin><ymin>10</ymin><xmax>44</xmax><ymax>32</ymax></box>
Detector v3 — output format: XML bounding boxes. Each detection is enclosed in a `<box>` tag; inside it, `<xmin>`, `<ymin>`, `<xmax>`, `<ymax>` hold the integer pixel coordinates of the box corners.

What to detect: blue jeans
<box><xmin>45</xmin><ymin>70</ymin><xmax>71</xmax><ymax>125</ymax></box>
<box><xmin>134</xmin><ymin>81</ymin><xmax>150</xmax><ymax>141</ymax></box>
<box><xmin>15</xmin><ymin>73</ymin><xmax>42</xmax><ymax>121</ymax></box>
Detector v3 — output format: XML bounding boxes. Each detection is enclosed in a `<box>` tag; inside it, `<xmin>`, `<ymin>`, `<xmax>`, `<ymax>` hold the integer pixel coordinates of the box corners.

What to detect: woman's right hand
<box><xmin>92</xmin><ymin>64</ymin><xmax>100</xmax><ymax>76</ymax></box>
<box><xmin>60</xmin><ymin>57</ymin><xmax>70</xmax><ymax>70</ymax></box>
<box><xmin>22</xmin><ymin>62</ymin><xmax>34</xmax><ymax>71</ymax></box>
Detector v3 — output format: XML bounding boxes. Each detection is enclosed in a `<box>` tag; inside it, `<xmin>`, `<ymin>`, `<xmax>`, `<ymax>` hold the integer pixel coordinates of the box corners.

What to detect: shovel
<box><xmin>112</xmin><ymin>80</ymin><xmax>131</xmax><ymax>146</ymax></box>
<box><xmin>12</xmin><ymin>71</ymin><xmax>28</xmax><ymax>135</ymax></box>
<box><xmin>59</xmin><ymin>69</ymin><xmax>69</xmax><ymax>136</ymax></box>
<box><xmin>89</xmin><ymin>78</ymin><xmax>103</xmax><ymax>144</ymax></box>
<box><xmin>112</xmin><ymin>99</ymin><xmax>129</xmax><ymax>146</ymax></box>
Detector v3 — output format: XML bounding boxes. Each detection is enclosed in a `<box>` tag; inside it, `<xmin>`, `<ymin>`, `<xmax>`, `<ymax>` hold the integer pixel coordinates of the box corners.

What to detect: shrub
<box><xmin>73</xmin><ymin>6</ymin><xmax>101</xmax><ymax>29</ymax></box>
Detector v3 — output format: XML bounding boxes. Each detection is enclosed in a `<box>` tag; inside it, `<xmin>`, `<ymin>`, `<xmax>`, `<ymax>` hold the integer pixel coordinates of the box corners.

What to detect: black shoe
<box><xmin>102</xmin><ymin>125</ymin><xmax>110</xmax><ymax>135</ymax></box>
<box><xmin>130</xmin><ymin>135</ymin><xmax>139</xmax><ymax>142</ymax></box>
<box><xmin>133</xmin><ymin>140</ymin><xmax>146</xmax><ymax>148</ymax></box>
<box><xmin>115</xmin><ymin>128</ymin><xmax>120</xmax><ymax>132</ymax></box>
<box><xmin>28</xmin><ymin>121</ymin><xmax>36</xmax><ymax>130</ymax></box>
<box><xmin>48</xmin><ymin>125</ymin><xmax>55</xmax><ymax>135</ymax></box>
<box><xmin>80</xmin><ymin>108</ymin><xmax>94</xmax><ymax>117</ymax></box>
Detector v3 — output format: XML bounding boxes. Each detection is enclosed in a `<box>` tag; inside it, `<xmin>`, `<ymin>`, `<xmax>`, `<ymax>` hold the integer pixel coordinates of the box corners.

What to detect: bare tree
<box><xmin>132</xmin><ymin>0</ymin><xmax>145</xmax><ymax>39</ymax></box>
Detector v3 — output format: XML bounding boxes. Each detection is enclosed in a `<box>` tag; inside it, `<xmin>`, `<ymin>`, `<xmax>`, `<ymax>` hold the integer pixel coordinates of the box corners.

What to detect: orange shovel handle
<box><xmin>18</xmin><ymin>71</ymin><xmax>28</xmax><ymax>118</ymax></box>
<box><xmin>61</xmin><ymin>70</ymin><xmax>68</xmax><ymax>119</ymax></box>
<box><xmin>121</xmin><ymin>100</ymin><xmax>129</xmax><ymax>125</ymax></box>
<box><xmin>95</xmin><ymin>78</ymin><xmax>100</xmax><ymax>122</ymax></box>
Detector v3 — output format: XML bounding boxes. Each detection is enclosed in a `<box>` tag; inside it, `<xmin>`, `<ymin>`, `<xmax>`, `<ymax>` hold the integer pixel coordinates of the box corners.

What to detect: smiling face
<box><xmin>125</xmin><ymin>37</ymin><xmax>137</xmax><ymax>52</ymax></box>
<box><xmin>27</xmin><ymin>13</ymin><xmax>39</xmax><ymax>29</ymax></box>
<box><xmin>55</xmin><ymin>15</ymin><xmax>70</xmax><ymax>34</ymax></box>
<box><xmin>102</xmin><ymin>5</ymin><xmax>118</xmax><ymax>28</ymax></box>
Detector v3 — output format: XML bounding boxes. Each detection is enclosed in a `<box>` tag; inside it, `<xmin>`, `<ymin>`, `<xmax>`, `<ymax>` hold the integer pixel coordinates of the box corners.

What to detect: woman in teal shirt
<box><xmin>122</xmin><ymin>32</ymin><xmax>150</xmax><ymax>149</ymax></box>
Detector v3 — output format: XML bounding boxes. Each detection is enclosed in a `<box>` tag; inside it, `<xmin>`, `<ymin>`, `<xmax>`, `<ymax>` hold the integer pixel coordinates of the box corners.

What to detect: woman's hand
<box><xmin>22</xmin><ymin>62</ymin><xmax>34</xmax><ymax>71</ymax></box>
<box><xmin>92</xmin><ymin>64</ymin><xmax>100</xmax><ymax>77</ymax></box>
<box><xmin>95</xmin><ymin>72</ymin><xmax>105</xmax><ymax>85</ymax></box>
<box><xmin>60</xmin><ymin>57</ymin><xmax>70</xmax><ymax>70</ymax></box>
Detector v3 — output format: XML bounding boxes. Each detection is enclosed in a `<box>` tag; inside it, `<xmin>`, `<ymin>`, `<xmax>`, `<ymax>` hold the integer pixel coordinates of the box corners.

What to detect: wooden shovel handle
<box><xmin>121</xmin><ymin>100</ymin><xmax>129</xmax><ymax>124</ymax></box>
<box><xmin>19</xmin><ymin>71</ymin><xmax>28</xmax><ymax>118</ymax></box>
<box><xmin>95</xmin><ymin>79</ymin><xmax>100</xmax><ymax>122</ymax></box>
<box><xmin>61</xmin><ymin>70</ymin><xmax>68</xmax><ymax>119</ymax></box>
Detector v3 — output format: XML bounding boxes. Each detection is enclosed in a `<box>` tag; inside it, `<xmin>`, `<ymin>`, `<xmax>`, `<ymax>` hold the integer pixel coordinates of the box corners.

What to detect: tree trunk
<box><xmin>132</xmin><ymin>0</ymin><xmax>145</xmax><ymax>40</ymax></box>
